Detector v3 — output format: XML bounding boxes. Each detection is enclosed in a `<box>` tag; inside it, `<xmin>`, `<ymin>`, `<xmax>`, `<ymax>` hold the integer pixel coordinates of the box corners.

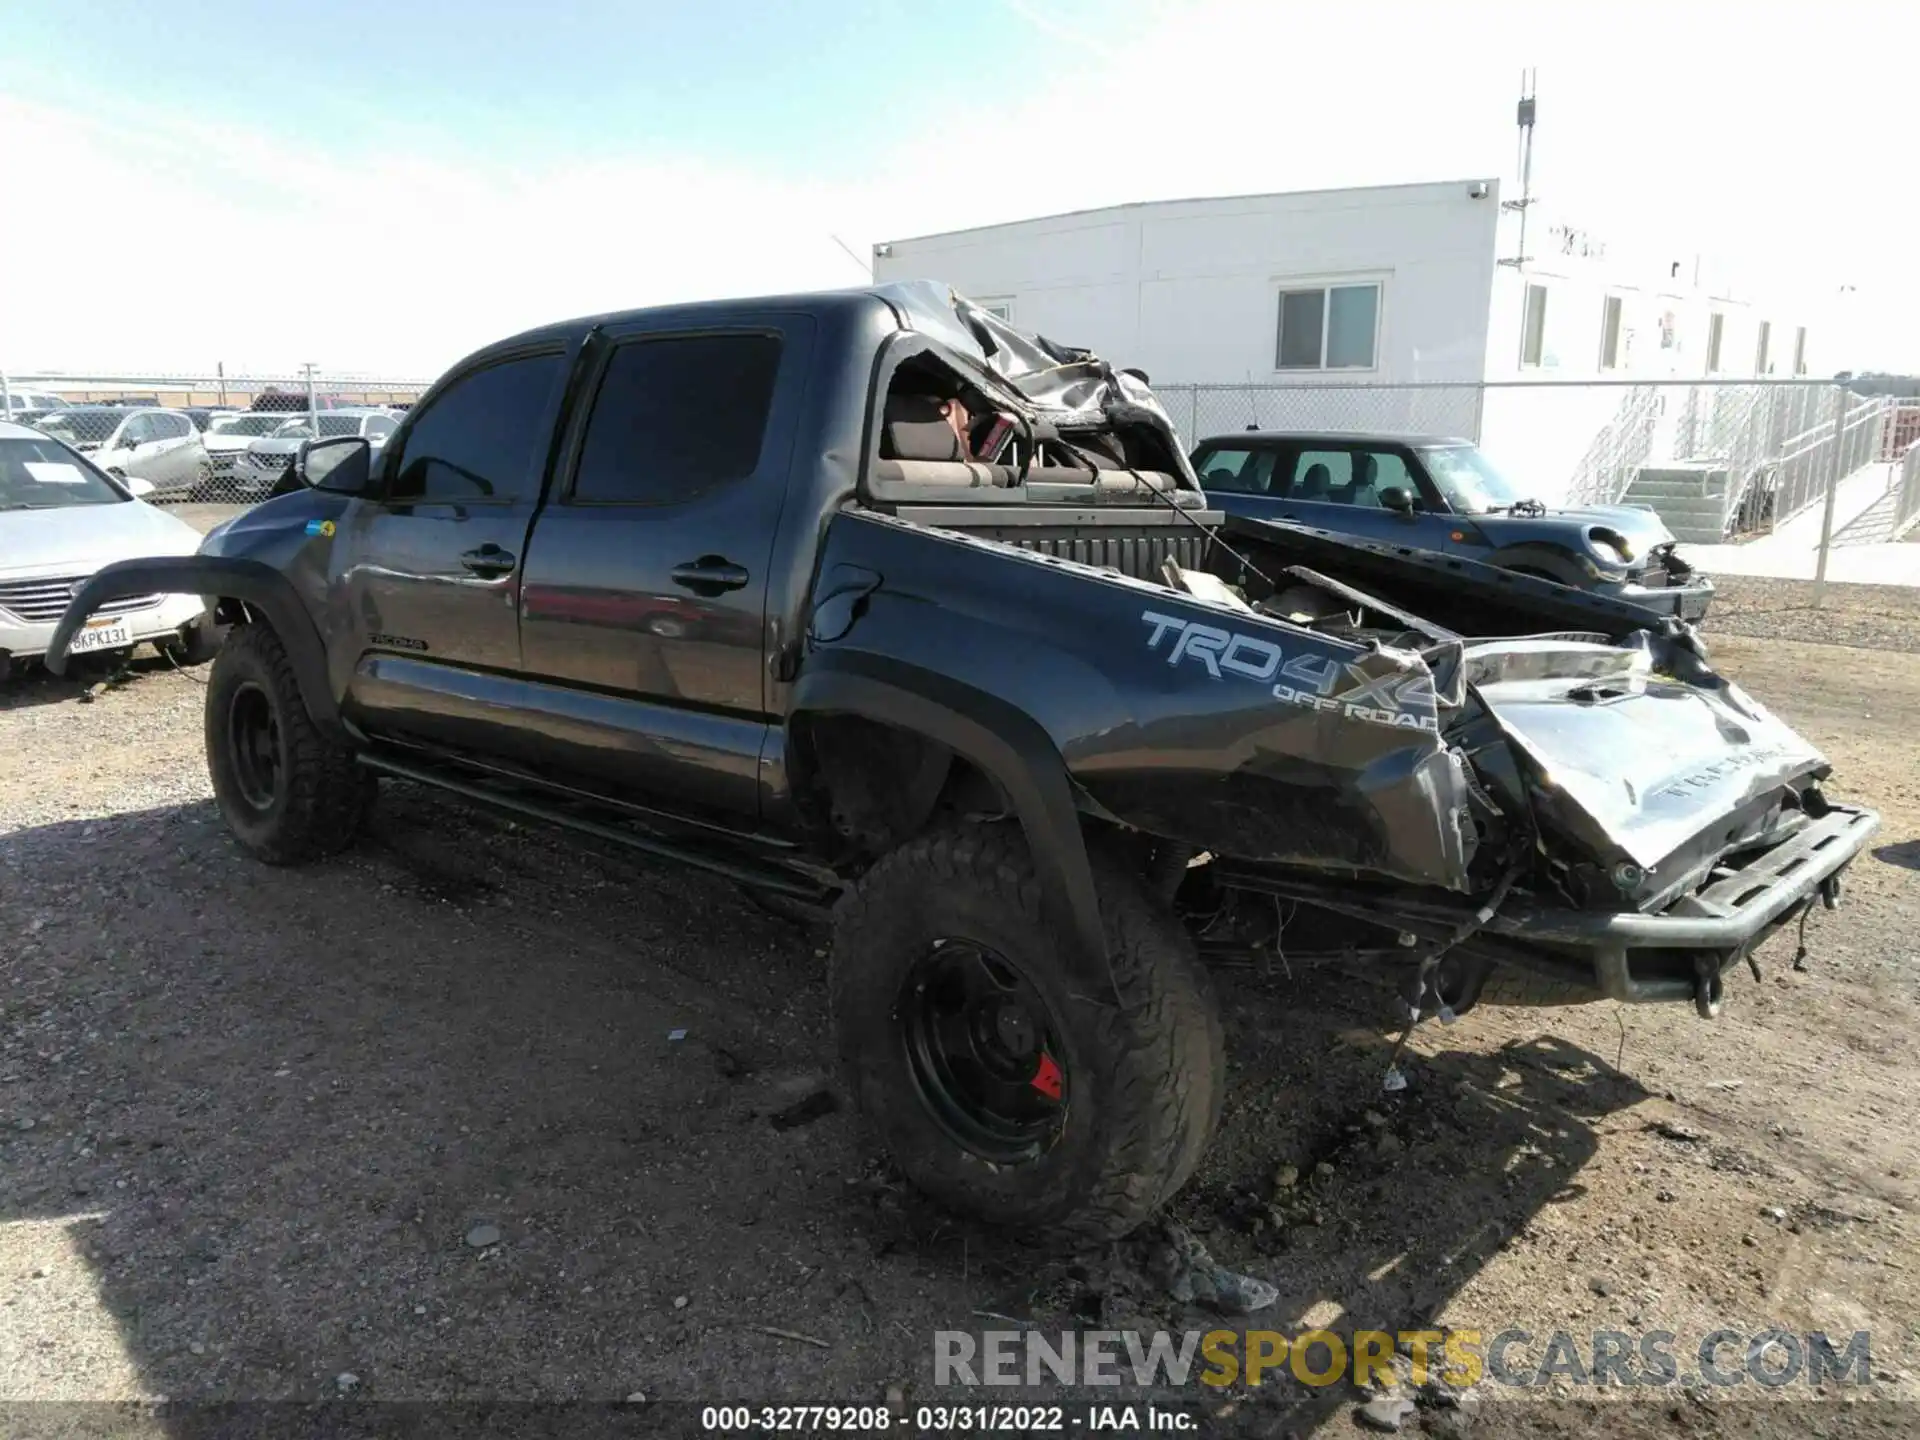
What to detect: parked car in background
<box><xmin>28</xmin><ymin>407</ymin><xmax>212</xmax><ymax>498</ymax></box>
<box><xmin>202</xmin><ymin>411</ymin><xmax>304</xmax><ymax>486</ymax></box>
<box><xmin>0</xmin><ymin>420</ymin><xmax>218</xmax><ymax>680</ymax></box>
<box><xmin>4</xmin><ymin>390</ymin><xmax>72</xmax><ymax>416</ymax></box>
<box><xmin>236</xmin><ymin>409</ymin><xmax>399</xmax><ymax>495</ymax></box>
<box><xmin>183</xmin><ymin>406</ymin><xmax>241</xmax><ymax>432</ymax></box>
<box><xmin>1190</xmin><ymin>430</ymin><xmax>1714</xmax><ymax>619</ymax></box>
<box><xmin>248</xmin><ymin>388</ymin><xmax>362</xmax><ymax>413</ymax></box>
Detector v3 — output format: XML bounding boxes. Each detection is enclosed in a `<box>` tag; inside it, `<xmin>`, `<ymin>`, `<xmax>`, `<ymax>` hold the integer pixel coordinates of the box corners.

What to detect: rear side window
<box><xmin>1192</xmin><ymin>446</ymin><xmax>1279</xmax><ymax>495</ymax></box>
<box><xmin>154</xmin><ymin>413</ymin><xmax>192</xmax><ymax>440</ymax></box>
<box><xmin>388</xmin><ymin>353</ymin><xmax>566</xmax><ymax>504</ymax></box>
<box><xmin>570</xmin><ymin>334</ymin><xmax>782</xmax><ymax>505</ymax></box>
<box><xmin>1280</xmin><ymin>447</ymin><xmax>1413</xmax><ymax>508</ymax></box>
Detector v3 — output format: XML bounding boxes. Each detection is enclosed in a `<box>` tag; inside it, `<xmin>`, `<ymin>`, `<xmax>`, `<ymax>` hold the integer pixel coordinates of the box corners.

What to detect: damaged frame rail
<box><xmin>1215</xmin><ymin>802</ymin><xmax>1878</xmax><ymax>1020</ymax></box>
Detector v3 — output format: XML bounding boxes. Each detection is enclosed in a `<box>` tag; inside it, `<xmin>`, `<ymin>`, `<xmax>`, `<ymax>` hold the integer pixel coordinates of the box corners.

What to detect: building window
<box><xmin>1599</xmin><ymin>295</ymin><xmax>1624</xmax><ymax>371</ymax></box>
<box><xmin>1793</xmin><ymin>326</ymin><xmax>1808</xmax><ymax>375</ymax></box>
<box><xmin>1275</xmin><ymin>283</ymin><xmax>1380</xmax><ymax>370</ymax></box>
<box><xmin>1705</xmin><ymin>312</ymin><xmax>1725</xmax><ymax>373</ymax></box>
<box><xmin>1754</xmin><ymin>320</ymin><xmax>1772</xmax><ymax>375</ymax></box>
<box><xmin>974</xmin><ymin>297</ymin><xmax>1014</xmax><ymax>323</ymax></box>
<box><xmin>1521</xmin><ymin>284</ymin><xmax>1549</xmax><ymax>368</ymax></box>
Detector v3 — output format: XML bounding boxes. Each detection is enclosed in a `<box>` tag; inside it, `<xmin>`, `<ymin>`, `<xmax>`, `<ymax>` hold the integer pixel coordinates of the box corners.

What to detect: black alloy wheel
<box><xmin>898</xmin><ymin>939</ymin><xmax>1068</xmax><ymax>1163</ymax></box>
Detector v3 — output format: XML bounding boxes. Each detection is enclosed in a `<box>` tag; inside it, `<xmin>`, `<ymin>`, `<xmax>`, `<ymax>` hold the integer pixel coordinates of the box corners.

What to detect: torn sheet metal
<box><xmin>874</xmin><ymin>279</ymin><xmax>1178</xmax><ymax>431</ymax></box>
<box><xmin>1464</xmin><ymin>637</ymin><xmax>1826</xmax><ymax>871</ymax></box>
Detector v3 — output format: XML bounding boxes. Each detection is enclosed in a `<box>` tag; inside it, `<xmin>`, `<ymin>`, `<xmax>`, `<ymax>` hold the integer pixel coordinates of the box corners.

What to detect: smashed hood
<box><xmin>874</xmin><ymin>278</ymin><xmax>1176</xmax><ymax>431</ymax></box>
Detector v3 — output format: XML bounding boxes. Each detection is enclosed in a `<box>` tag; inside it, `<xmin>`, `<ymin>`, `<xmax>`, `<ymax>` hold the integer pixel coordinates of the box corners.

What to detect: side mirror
<box><xmin>297</xmin><ymin>436</ymin><xmax>373</xmax><ymax>495</ymax></box>
<box><xmin>1380</xmin><ymin>486</ymin><xmax>1416</xmax><ymax>515</ymax></box>
<box><xmin>123</xmin><ymin>476</ymin><xmax>156</xmax><ymax>498</ymax></box>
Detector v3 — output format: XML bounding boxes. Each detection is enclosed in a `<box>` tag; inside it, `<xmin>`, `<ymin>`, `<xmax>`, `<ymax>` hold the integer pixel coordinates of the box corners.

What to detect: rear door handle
<box><xmin>460</xmin><ymin>543</ymin><xmax>516</xmax><ymax>578</ymax></box>
<box><xmin>670</xmin><ymin>557</ymin><xmax>750</xmax><ymax>595</ymax></box>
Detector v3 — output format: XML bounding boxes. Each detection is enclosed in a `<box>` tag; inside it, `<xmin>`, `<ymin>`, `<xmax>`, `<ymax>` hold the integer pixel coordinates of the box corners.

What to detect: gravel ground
<box><xmin>1701</xmin><ymin>574</ymin><xmax>1920</xmax><ymax>653</ymax></box>
<box><xmin>2</xmin><ymin>582</ymin><xmax>1918</xmax><ymax>1438</ymax></box>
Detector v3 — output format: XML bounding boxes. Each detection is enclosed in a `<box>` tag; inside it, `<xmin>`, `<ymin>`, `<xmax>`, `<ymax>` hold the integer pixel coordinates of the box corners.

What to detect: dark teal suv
<box><xmin>1191</xmin><ymin>430</ymin><xmax>1714</xmax><ymax>620</ymax></box>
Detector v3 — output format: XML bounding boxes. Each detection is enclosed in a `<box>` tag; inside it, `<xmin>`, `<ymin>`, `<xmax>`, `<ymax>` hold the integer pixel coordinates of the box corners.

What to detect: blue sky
<box><xmin>0</xmin><ymin>0</ymin><xmax>1124</xmax><ymax>184</ymax></box>
<box><xmin>3</xmin><ymin>0</ymin><xmax>1916</xmax><ymax>374</ymax></box>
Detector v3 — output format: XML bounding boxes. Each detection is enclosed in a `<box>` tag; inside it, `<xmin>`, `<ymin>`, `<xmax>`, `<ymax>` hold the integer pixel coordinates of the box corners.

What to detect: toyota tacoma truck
<box><xmin>48</xmin><ymin>282</ymin><xmax>1878</xmax><ymax>1244</ymax></box>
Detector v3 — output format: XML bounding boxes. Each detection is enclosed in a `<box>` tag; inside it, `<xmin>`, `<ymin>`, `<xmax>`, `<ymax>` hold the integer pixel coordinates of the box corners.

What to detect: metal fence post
<box><xmin>1811</xmin><ymin>386</ymin><xmax>1851</xmax><ymax>607</ymax></box>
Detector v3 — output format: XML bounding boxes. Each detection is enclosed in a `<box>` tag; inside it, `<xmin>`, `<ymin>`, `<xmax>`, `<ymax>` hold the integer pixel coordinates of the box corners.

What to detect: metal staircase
<box><xmin>1619</xmin><ymin>464</ymin><xmax>1733</xmax><ymax>543</ymax></box>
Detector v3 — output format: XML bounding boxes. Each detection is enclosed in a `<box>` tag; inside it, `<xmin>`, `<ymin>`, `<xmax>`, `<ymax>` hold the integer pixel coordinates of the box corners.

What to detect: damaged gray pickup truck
<box><xmin>47</xmin><ymin>282</ymin><xmax>1879</xmax><ymax>1245</ymax></box>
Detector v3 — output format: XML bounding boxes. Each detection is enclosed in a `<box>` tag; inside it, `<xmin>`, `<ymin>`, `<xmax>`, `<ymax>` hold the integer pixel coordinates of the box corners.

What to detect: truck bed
<box><xmin>890</xmin><ymin>502</ymin><xmax>1220</xmax><ymax>585</ymax></box>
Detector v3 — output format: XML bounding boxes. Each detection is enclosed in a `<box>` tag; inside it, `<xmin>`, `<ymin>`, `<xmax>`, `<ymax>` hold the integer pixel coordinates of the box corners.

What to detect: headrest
<box><xmin>882</xmin><ymin>394</ymin><xmax>963</xmax><ymax>462</ymax></box>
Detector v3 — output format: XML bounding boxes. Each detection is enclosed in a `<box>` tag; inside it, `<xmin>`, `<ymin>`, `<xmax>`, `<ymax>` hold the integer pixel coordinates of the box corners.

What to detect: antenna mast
<box><xmin>1498</xmin><ymin>68</ymin><xmax>1537</xmax><ymax>271</ymax></box>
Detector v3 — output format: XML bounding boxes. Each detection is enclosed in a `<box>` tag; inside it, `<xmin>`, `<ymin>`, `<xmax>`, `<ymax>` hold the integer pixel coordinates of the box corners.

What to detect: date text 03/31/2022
<box><xmin>699</xmin><ymin>1404</ymin><xmax>1195</xmax><ymax>1431</ymax></box>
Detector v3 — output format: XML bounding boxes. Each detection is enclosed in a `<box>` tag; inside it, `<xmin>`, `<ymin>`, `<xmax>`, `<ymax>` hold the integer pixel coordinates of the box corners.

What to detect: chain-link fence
<box><xmin>9</xmin><ymin>366</ymin><xmax>1917</xmax><ymax>545</ymax></box>
<box><xmin>1154</xmin><ymin>378</ymin><xmax>1916</xmax><ymax>544</ymax></box>
<box><xmin>1158</xmin><ymin>381</ymin><xmax>1485</xmax><ymax>453</ymax></box>
<box><xmin>2</xmin><ymin>370</ymin><xmax>431</xmax><ymax>507</ymax></box>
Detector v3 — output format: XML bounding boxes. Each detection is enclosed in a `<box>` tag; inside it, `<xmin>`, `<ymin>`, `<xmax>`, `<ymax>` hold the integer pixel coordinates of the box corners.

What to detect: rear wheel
<box><xmin>205</xmin><ymin>624</ymin><xmax>373</xmax><ymax>864</ymax></box>
<box><xmin>831</xmin><ymin>824</ymin><xmax>1224</xmax><ymax>1245</ymax></box>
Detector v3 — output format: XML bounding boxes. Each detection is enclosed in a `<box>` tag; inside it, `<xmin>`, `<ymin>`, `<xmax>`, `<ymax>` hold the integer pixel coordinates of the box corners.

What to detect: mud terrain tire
<box><xmin>205</xmin><ymin>623</ymin><xmax>373</xmax><ymax>864</ymax></box>
<box><xmin>831</xmin><ymin>824</ymin><xmax>1224</xmax><ymax>1246</ymax></box>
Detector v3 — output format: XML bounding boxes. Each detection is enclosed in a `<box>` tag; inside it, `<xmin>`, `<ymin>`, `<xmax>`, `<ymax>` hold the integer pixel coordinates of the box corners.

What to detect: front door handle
<box><xmin>670</xmin><ymin>557</ymin><xmax>750</xmax><ymax>595</ymax></box>
<box><xmin>460</xmin><ymin>543</ymin><xmax>516</xmax><ymax>578</ymax></box>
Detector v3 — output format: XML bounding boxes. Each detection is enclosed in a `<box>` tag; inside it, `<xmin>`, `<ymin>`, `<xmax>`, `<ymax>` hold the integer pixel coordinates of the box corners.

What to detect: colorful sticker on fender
<box><xmin>304</xmin><ymin>518</ymin><xmax>336</xmax><ymax>537</ymax></box>
<box><xmin>1141</xmin><ymin>608</ymin><xmax>1438</xmax><ymax>734</ymax></box>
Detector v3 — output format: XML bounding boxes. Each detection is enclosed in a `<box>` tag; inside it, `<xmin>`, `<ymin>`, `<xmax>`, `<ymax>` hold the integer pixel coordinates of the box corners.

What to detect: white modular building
<box><xmin>872</xmin><ymin>179</ymin><xmax>1820</xmax><ymax>388</ymax></box>
<box><xmin>873</xmin><ymin>181</ymin><xmax>1831</xmax><ymax>507</ymax></box>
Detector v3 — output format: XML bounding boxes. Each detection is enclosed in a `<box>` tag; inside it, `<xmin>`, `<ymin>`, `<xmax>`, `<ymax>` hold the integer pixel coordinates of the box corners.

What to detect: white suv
<box><xmin>4</xmin><ymin>390</ymin><xmax>72</xmax><ymax>416</ymax></box>
<box><xmin>202</xmin><ymin>411</ymin><xmax>303</xmax><ymax>483</ymax></box>
<box><xmin>0</xmin><ymin>421</ymin><xmax>215</xmax><ymax>680</ymax></box>
<box><xmin>29</xmin><ymin>408</ymin><xmax>212</xmax><ymax>497</ymax></box>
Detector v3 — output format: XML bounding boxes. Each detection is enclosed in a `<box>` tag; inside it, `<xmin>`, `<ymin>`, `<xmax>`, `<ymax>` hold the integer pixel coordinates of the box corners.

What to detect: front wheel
<box><xmin>831</xmin><ymin>825</ymin><xmax>1224</xmax><ymax>1246</ymax></box>
<box><xmin>205</xmin><ymin>624</ymin><xmax>373</xmax><ymax>864</ymax></box>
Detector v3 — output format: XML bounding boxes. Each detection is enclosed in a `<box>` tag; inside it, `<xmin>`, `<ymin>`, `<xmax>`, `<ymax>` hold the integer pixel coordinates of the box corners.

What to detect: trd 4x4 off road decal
<box><xmin>1141</xmin><ymin>609</ymin><xmax>1438</xmax><ymax>734</ymax></box>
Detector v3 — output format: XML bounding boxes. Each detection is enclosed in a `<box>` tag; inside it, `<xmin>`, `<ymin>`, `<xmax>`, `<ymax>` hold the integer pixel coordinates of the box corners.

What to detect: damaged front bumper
<box><xmin>1217</xmin><ymin>803</ymin><xmax>1879</xmax><ymax>1020</ymax></box>
<box><xmin>1610</xmin><ymin>574</ymin><xmax>1714</xmax><ymax>621</ymax></box>
<box><xmin>1482</xmin><ymin>803</ymin><xmax>1879</xmax><ymax>1016</ymax></box>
